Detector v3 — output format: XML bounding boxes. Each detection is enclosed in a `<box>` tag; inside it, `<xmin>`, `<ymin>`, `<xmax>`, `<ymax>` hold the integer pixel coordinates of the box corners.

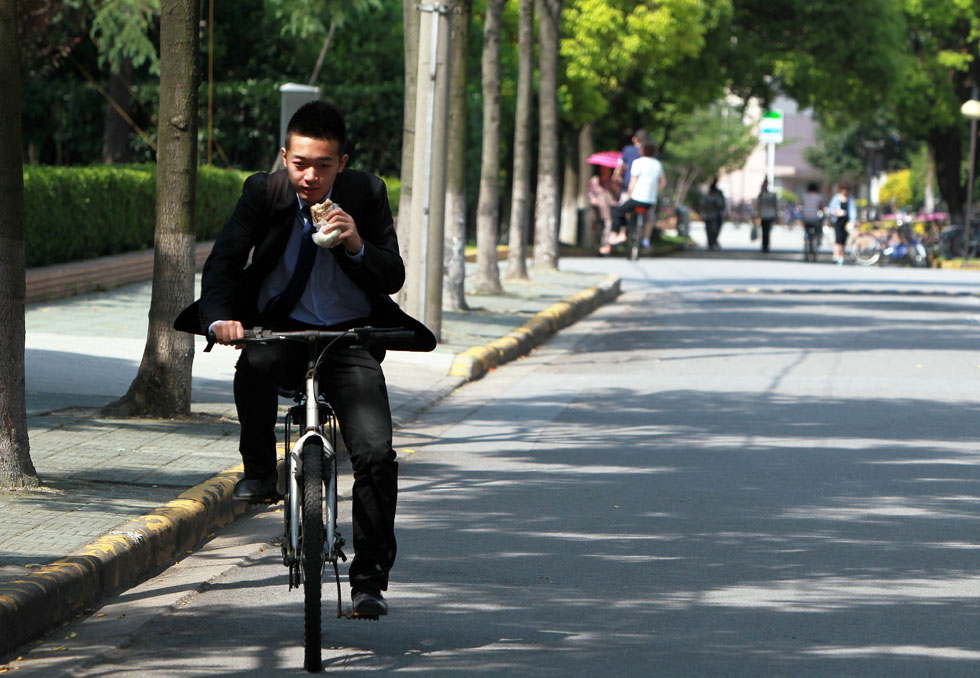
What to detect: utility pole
<box><xmin>406</xmin><ymin>1</ymin><xmax>453</xmax><ymax>341</ymax></box>
<box><xmin>961</xmin><ymin>86</ymin><xmax>980</xmax><ymax>256</ymax></box>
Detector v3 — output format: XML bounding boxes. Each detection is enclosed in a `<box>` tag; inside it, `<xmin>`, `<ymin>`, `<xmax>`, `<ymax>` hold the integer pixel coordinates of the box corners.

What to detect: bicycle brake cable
<box><xmin>313</xmin><ymin>331</ymin><xmax>355</xmax><ymax>372</ymax></box>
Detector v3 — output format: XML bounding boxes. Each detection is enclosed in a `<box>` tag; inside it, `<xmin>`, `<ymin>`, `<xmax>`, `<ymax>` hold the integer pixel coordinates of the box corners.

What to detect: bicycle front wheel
<box><xmin>301</xmin><ymin>437</ymin><xmax>325</xmax><ymax>673</ymax></box>
<box><xmin>911</xmin><ymin>242</ymin><xmax>929</xmax><ymax>267</ymax></box>
<box><xmin>851</xmin><ymin>233</ymin><xmax>881</xmax><ymax>266</ymax></box>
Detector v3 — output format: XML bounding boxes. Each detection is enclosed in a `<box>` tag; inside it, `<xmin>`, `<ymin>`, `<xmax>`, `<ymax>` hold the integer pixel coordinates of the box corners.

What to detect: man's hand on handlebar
<box><xmin>212</xmin><ymin>320</ymin><xmax>246</xmax><ymax>347</ymax></box>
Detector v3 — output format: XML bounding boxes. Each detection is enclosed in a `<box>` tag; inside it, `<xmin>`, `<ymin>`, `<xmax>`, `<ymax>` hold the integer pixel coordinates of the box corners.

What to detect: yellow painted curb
<box><xmin>0</xmin><ymin>462</ymin><xmax>246</xmax><ymax>656</ymax></box>
<box><xmin>448</xmin><ymin>275</ymin><xmax>621</xmax><ymax>381</ymax></box>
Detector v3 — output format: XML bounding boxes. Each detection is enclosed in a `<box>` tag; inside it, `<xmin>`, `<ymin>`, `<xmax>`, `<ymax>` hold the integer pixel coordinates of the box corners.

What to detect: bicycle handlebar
<box><xmin>205</xmin><ymin>326</ymin><xmax>417</xmax><ymax>350</ymax></box>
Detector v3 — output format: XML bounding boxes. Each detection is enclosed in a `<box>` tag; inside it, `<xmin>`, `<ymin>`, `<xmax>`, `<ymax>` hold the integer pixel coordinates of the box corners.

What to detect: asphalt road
<box><xmin>11</xmin><ymin>231</ymin><xmax>980</xmax><ymax>677</ymax></box>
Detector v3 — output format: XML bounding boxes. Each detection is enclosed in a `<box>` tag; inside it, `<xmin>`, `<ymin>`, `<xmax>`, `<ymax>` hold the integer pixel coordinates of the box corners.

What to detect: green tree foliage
<box><xmin>559</xmin><ymin>0</ymin><xmax>727</xmax><ymax>129</ymax></box>
<box><xmin>721</xmin><ymin>0</ymin><xmax>906</xmax><ymax>118</ymax></box>
<box><xmin>88</xmin><ymin>0</ymin><xmax>160</xmax><ymax>73</ymax></box>
<box><xmin>265</xmin><ymin>0</ymin><xmax>380</xmax><ymax>42</ymax></box>
<box><xmin>889</xmin><ymin>0</ymin><xmax>980</xmax><ymax>218</ymax></box>
<box><xmin>805</xmin><ymin>119</ymin><xmax>909</xmax><ymax>184</ymax></box>
<box><xmin>662</xmin><ymin>102</ymin><xmax>755</xmax><ymax>206</ymax></box>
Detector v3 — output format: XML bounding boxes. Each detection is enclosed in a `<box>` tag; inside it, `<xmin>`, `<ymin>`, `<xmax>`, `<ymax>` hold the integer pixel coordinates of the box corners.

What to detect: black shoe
<box><xmin>351</xmin><ymin>589</ymin><xmax>388</xmax><ymax>618</ymax></box>
<box><xmin>233</xmin><ymin>475</ymin><xmax>278</xmax><ymax>503</ymax></box>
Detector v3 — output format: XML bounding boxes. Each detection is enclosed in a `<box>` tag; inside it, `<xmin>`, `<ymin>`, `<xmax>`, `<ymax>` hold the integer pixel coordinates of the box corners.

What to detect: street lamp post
<box><xmin>960</xmin><ymin>88</ymin><xmax>980</xmax><ymax>257</ymax></box>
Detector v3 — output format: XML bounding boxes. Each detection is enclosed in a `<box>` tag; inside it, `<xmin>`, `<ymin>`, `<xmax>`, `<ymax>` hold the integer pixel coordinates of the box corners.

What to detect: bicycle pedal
<box><xmin>243</xmin><ymin>493</ymin><xmax>281</xmax><ymax>505</ymax></box>
<box><xmin>348</xmin><ymin>611</ymin><xmax>380</xmax><ymax>621</ymax></box>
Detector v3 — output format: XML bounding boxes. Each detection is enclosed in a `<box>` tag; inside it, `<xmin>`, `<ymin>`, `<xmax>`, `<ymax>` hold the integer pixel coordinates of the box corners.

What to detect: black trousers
<box><xmin>705</xmin><ymin>215</ymin><xmax>723</xmax><ymax>247</ymax></box>
<box><xmin>234</xmin><ymin>338</ymin><xmax>397</xmax><ymax>592</ymax></box>
<box><xmin>760</xmin><ymin>218</ymin><xmax>774</xmax><ymax>252</ymax></box>
<box><xmin>614</xmin><ymin>199</ymin><xmax>653</xmax><ymax>230</ymax></box>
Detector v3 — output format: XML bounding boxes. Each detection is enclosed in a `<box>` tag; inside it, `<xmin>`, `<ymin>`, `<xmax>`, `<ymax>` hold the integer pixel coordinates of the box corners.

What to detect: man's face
<box><xmin>281</xmin><ymin>135</ymin><xmax>348</xmax><ymax>204</ymax></box>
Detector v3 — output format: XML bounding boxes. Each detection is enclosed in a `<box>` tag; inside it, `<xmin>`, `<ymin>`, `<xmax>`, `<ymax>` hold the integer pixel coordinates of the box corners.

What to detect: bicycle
<box><xmin>626</xmin><ymin>205</ymin><xmax>649</xmax><ymax>261</ymax></box>
<box><xmin>229</xmin><ymin>325</ymin><xmax>414</xmax><ymax>673</ymax></box>
<box><xmin>802</xmin><ymin>219</ymin><xmax>823</xmax><ymax>262</ymax></box>
<box><xmin>850</xmin><ymin>226</ymin><xmax>929</xmax><ymax>267</ymax></box>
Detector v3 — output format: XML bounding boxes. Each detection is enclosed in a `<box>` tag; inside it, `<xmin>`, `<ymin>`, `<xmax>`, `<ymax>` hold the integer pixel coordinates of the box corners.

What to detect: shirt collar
<box><xmin>295</xmin><ymin>191</ymin><xmax>333</xmax><ymax>210</ymax></box>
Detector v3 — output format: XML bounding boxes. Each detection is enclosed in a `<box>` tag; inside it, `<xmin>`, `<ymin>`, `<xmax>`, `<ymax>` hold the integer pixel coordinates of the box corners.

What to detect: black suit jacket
<box><xmin>174</xmin><ymin>169</ymin><xmax>436</xmax><ymax>354</ymax></box>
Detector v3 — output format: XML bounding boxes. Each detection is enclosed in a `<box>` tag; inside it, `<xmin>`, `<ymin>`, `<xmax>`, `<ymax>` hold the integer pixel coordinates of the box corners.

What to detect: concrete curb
<box><xmin>448</xmin><ymin>274</ymin><xmax>622</xmax><ymax>381</ymax></box>
<box><xmin>0</xmin><ymin>467</ymin><xmax>245</xmax><ymax>656</ymax></box>
<box><xmin>1</xmin><ymin>273</ymin><xmax>622</xmax><ymax>658</ymax></box>
<box><xmin>26</xmin><ymin>243</ymin><xmax>214</xmax><ymax>305</ymax></box>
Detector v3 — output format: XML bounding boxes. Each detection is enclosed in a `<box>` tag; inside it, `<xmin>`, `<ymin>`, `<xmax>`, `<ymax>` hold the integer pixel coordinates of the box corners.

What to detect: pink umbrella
<box><xmin>587</xmin><ymin>150</ymin><xmax>622</xmax><ymax>168</ymax></box>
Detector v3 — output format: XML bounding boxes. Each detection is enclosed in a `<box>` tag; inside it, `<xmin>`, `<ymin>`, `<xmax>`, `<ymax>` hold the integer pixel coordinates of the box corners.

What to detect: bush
<box><xmin>878</xmin><ymin>169</ymin><xmax>913</xmax><ymax>211</ymax></box>
<box><xmin>24</xmin><ymin>164</ymin><xmax>251</xmax><ymax>268</ymax></box>
<box><xmin>381</xmin><ymin>176</ymin><xmax>401</xmax><ymax>216</ymax></box>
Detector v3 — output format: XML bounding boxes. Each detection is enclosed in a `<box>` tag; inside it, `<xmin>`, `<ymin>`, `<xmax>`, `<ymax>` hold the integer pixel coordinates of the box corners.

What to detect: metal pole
<box><xmin>766</xmin><ymin>142</ymin><xmax>775</xmax><ymax>190</ymax></box>
<box><xmin>966</xmin><ymin>115</ymin><xmax>977</xmax><ymax>256</ymax></box>
<box><xmin>207</xmin><ymin>0</ymin><xmax>214</xmax><ymax>165</ymax></box>
<box><xmin>407</xmin><ymin>3</ymin><xmax>452</xmax><ymax>340</ymax></box>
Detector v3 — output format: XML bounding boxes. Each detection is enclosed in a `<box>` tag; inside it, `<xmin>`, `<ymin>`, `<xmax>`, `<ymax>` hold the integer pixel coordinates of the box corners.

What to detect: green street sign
<box><xmin>759</xmin><ymin>110</ymin><xmax>783</xmax><ymax>144</ymax></box>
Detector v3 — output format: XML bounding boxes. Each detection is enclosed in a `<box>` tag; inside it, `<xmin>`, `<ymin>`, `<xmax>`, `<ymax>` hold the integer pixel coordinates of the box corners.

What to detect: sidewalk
<box><xmin>0</xmin><ymin>257</ymin><xmax>620</xmax><ymax>658</ymax></box>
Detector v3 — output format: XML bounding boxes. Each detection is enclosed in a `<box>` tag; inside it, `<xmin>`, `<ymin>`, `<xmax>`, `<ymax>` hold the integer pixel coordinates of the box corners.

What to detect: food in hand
<box><xmin>310</xmin><ymin>199</ymin><xmax>340</xmax><ymax>248</ymax></box>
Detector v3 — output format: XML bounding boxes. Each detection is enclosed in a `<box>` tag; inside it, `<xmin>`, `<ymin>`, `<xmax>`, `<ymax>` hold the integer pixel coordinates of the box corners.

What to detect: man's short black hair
<box><xmin>285</xmin><ymin>100</ymin><xmax>346</xmax><ymax>150</ymax></box>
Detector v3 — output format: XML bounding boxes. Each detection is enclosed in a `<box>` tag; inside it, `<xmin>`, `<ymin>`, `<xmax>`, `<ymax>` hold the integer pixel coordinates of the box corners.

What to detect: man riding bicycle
<box><xmin>175</xmin><ymin>101</ymin><xmax>435</xmax><ymax>618</ymax></box>
<box><xmin>801</xmin><ymin>182</ymin><xmax>824</xmax><ymax>259</ymax></box>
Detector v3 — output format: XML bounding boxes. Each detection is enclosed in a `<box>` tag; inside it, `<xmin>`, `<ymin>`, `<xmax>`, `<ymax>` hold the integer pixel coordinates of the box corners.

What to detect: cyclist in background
<box><xmin>801</xmin><ymin>183</ymin><xmax>824</xmax><ymax>258</ymax></box>
<box><xmin>610</xmin><ymin>141</ymin><xmax>666</xmax><ymax>248</ymax></box>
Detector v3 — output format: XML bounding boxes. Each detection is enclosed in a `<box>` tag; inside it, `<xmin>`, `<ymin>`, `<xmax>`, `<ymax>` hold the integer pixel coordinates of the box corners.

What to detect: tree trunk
<box><xmin>928</xmin><ymin>125</ymin><xmax>964</xmax><ymax>222</ymax></box>
<box><xmin>533</xmin><ymin>0</ymin><xmax>562</xmax><ymax>270</ymax></box>
<box><xmin>0</xmin><ymin>0</ymin><xmax>38</xmax><ymax>489</ymax></box>
<box><xmin>103</xmin><ymin>0</ymin><xmax>198</xmax><ymax>418</ymax></box>
<box><xmin>506</xmin><ymin>0</ymin><xmax>534</xmax><ymax>280</ymax></box>
<box><xmin>443</xmin><ymin>0</ymin><xmax>471</xmax><ymax>311</ymax></box>
<box><xmin>474</xmin><ymin>0</ymin><xmax>505</xmax><ymax>294</ymax></box>
<box><xmin>396</xmin><ymin>0</ymin><xmax>420</xmax><ymax>307</ymax></box>
<box><xmin>923</xmin><ymin>145</ymin><xmax>936</xmax><ymax>214</ymax></box>
<box><xmin>101</xmin><ymin>57</ymin><xmax>135</xmax><ymax>164</ymax></box>
<box><xmin>559</xmin><ymin>128</ymin><xmax>579</xmax><ymax>246</ymax></box>
<box><xmin>578</xmin><ymin>123</ymin><xmax>595</xmax><ymax>247</ymax></box>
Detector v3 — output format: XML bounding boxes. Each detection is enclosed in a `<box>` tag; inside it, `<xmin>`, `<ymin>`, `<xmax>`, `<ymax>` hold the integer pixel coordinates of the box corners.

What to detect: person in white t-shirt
<box><xmin>611</xmin><ymin>142</ymin><xmax>666</xmax><ymax>246</ymax></box>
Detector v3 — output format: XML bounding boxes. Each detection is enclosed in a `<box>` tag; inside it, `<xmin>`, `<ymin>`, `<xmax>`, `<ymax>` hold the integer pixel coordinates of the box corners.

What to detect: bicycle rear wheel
<box><xmin>628</xmin><ymin>215</ymin><xmax>642</xmax><ymax>261</ymax></box>
<box><xmin>301</xmin><ymin>437</ymin><xmax>325</xmax><ymax>673</ymax></box>
<box><xmin>803</xmin><ymin>229</ymin><xmax>817</xmax><ymax>262</ymax></box>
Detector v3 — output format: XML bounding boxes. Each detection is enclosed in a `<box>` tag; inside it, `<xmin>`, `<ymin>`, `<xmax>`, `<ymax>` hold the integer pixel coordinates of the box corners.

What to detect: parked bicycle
<box><xmin>850</xmin><ymin>222</ymin><xmax>929</xmax><ymax>267</ymax></box>
<box><xmin>939</xmin><ymin>220</ymin><xmax>980</xmax><ymax>259</ymax></box>
<box><xmin>229</xmin><ymin>325</ymin><xmax>414</xmax><ymax>673</ymax></box>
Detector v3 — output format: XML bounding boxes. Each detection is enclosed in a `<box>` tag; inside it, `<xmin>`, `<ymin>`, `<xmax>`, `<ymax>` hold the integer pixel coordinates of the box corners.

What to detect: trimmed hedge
<box><xmin>24</xmin><ymin>164</ymin><xmax>251</xmax><ymax>268</ymax></box>
<box><xmin>24</xmin><ymin>165</ymin><xmax>402</xmax><ymax>268</ymax></box>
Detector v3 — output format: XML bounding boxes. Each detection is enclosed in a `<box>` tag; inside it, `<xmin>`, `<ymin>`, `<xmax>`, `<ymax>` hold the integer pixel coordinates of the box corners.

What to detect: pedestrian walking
<box><xmin>702</xmin><ymin>178</ymin><xmax>726</xmax><ymax>250</ymax></box>
<box><xmin>590</xmin><ymin>166</ymin><xmax>620</xmax><ymax>255</ymax></box>
<box><xmin>755</xmin><ymin>179</ymin><xmax>779</xmax><ymax>253</ymax></box>
<box><xmin>827</xmin><ymin>184</ymin><xmax>857</xmax><ymax>265</ymax></box>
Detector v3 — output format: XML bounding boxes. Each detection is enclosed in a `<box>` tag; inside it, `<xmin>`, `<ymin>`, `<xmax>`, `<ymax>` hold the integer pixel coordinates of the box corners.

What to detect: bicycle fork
<box><xmin>282</xmin><ymin>367</ymin><xmax>346</xmax><ymax>588</ymax></box>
